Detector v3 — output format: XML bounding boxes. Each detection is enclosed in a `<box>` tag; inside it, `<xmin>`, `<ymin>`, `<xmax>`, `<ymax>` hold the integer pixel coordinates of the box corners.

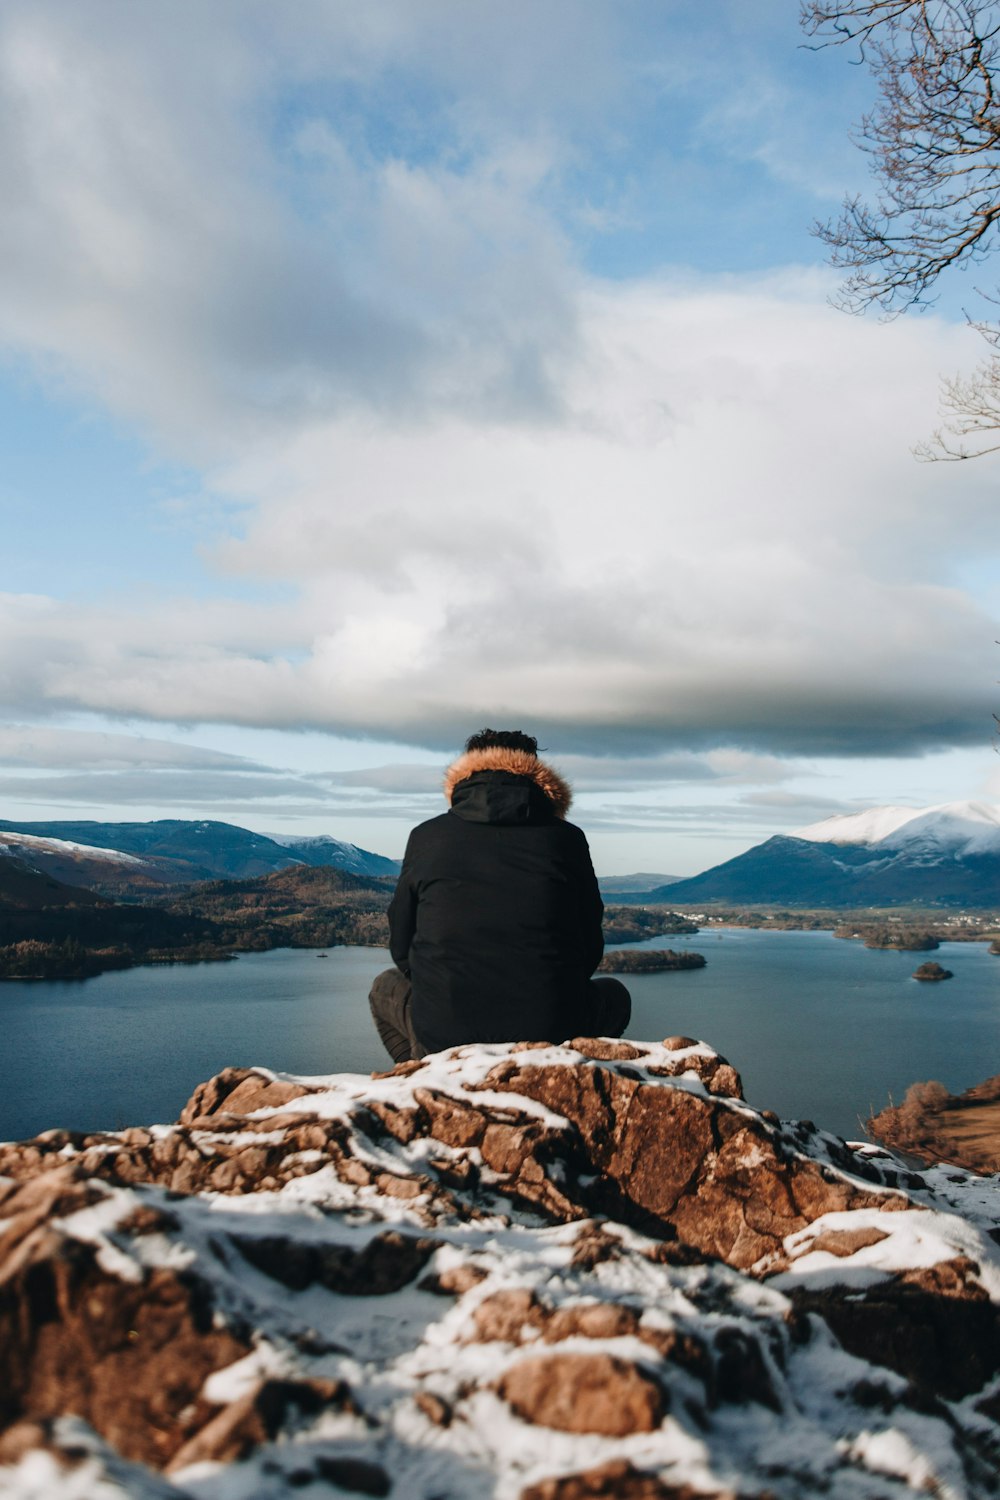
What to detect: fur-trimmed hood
<box><xmin>443</xmin><ymin>747</ymin><xmax>572</xmax><ymax>818</ymax></box>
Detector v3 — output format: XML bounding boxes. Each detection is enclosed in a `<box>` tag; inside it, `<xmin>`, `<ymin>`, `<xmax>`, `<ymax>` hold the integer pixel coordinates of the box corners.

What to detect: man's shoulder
<box><xmin>405</xmin><ymin>811</ymin><xmax>590</xmax><ymax>847</ymax></box>
<box><xmin>405</xmin><ymin>812</ymin><xmax>454</xmax><ymax>847</ymax></box>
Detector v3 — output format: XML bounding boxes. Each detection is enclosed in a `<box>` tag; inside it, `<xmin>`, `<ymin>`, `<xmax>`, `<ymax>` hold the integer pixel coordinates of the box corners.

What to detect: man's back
<box><xmin>388</xmin><ymin>745</ymin><xmax>604</xmax><ymax>1052</ymax></box>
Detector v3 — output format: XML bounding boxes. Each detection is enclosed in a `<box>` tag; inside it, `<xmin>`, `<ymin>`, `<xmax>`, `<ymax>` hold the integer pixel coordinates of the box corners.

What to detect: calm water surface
<box><xmin>629</xmin><ymin>928</ymin><xmax>1000</xmax><ymax>1139</ymax></box>
<box><xmin>1</xmin><ymin>930</ymin><xmax>997</xmax><ymax>1143</ymax></box>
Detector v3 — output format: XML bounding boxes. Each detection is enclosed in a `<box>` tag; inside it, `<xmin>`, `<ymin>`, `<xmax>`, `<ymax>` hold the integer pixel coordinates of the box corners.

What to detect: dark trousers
<box><xmin>368</xmin><ymin>967</ymin><xmax>632</xmax><ymax>1065</ymax></box>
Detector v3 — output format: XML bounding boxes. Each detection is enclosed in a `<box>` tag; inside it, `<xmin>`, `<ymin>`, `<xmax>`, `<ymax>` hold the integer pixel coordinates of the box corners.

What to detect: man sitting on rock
<box><xmin>369</xmin><ymin>728</ymin><xmax>631</xmax><ymax>1063</ymax></box>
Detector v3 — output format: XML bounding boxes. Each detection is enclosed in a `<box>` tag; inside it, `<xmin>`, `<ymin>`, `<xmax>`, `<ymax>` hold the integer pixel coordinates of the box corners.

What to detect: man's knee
<box><xmin>369</xmin><ymin>966</ymin><xmax>410</xmax><ymax>1015</ymax></box>
<box><xmin>588</xmin><ymin>976</ymin><xmax>631</xmax><ymax>1037</ymax></box>
<box><xmin>369</xmin><ymin>968</ymin><xmax>425</xmax><ymax>1063</ymax></box>
<box><xmin>370</xmin><ymin>967</ymin><xmax>409</xmax><ymax>1001</ymax></box>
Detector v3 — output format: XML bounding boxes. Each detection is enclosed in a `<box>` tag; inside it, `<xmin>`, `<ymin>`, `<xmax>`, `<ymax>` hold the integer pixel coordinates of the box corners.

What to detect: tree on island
<box><xmin>802</xmin><ymin>0</ymin><xmax>1000</xmax><ymax>457</ymax></box>
<box><xmin>598</xmin><ymin>948</ymin><xmax>706</xmax><ymax>974</ymax></box>
<box><xmin>913</xmin><ymin>959</ymin><xmax>954</xmax><ymax>980</ymax></box>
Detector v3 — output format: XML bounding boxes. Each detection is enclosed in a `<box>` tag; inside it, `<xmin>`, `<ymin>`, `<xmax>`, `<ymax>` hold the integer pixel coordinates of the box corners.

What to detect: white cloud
<box><xmin>4</xmin><ymin>275</ymin><xmax>994</xmax><ymax>758</ymax></box>
<box><xmin>0</xmin><ymin>2</ymin><xmax>998</xmax><ymax>779</ymax></box>
<box><xmin>0</xmin><ymin>0</ymin><xmax>609</xmax><ymax>456</ymax></box>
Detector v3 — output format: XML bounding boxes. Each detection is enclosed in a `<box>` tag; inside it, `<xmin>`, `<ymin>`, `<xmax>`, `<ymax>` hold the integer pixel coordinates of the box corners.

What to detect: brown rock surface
<box><xmin>178</xmin><ymin>1065</ymin><xmax>314</xmax><ymax>1125</ymax></box>
<box><xmin>497</xmin><ymin>1351</ymin><xmax>666</xmax><ymax>1435</ymax></box>
<box><xmin>520</xmin><ymin>1458</ymin><xmax>744</xmax><ymax>1499</ymax></box>
<box><xmin>0</xmin><ymin>1175</ymin><xmax>250</xmax><ymax>1468</ymax></box>
<box><xmin>790</xmin><ymin>1256</ymin><xmax>1000</xmax><ymax>1400</ymax></box>
<box><xmin>470</xmin><ymin>1287</ymin><xmax>547</xmax><ymax>1343</ymax></box>
<box><xmin>230</xmin><ymin>1227</ymin><xmax>438</xmax><ymax>1294</ymax></box>
<box><xmin>481</xmin><ymin>1058</ymin><xmax>902</xmax><ymax>1265</ymax></box>
<box><xmin>648</xmin><ymin>1040</ymin><xmax>744</xmax><ymax>1100</ymax></box>
<box><xmin>569</xmin><ymin>1037</ymin><xmax>644</xmax><ymax>1061</ymax></box>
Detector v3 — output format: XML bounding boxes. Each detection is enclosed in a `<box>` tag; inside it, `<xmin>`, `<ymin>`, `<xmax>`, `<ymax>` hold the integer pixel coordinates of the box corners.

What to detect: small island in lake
<box><xmin>601</xmin><ymin>908</ymin><xmax>698</xmax><ymax>943</ymax></box>
<box><xmin>598</xmin><ymin>947</ymin><xmax>706</xmax><ymax>974</ymax></box>
<box><xmin>834</xmin><ymin>923</ymin><xmax>939</xmax><ymax>951</ymax></box>
<box><xmin>913</xmin><ymin>960</ymin><xmax>953</xmax><ymax>982</ymax></box>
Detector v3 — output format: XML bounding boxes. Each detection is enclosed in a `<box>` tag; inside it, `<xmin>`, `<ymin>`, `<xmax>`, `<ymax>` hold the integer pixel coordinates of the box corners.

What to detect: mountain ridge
<box><xmin>795</xmin><ymin>800</ymin><xmax>1000</xmax><ymax>857</ymax></box>
<box><xmin>640</xmin><ymin>800</ymin><xmax>1000</xmax><ymax>908</ymax></box>
<box><xmin>0</xmin><ymin>817</ymin><xmax>400</xmax><ymax>893</ymax></box>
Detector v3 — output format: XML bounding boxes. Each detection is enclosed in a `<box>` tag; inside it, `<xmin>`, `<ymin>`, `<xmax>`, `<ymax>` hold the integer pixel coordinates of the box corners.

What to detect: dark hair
<box><xmin>465</xmin><ymin>727</ymin><xmax>538</xmax><ymax>756</ymax></box>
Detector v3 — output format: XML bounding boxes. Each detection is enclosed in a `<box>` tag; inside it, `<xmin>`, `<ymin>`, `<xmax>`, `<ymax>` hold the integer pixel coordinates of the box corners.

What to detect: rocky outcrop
<box><xmin>2</xmin><ymin>1036</ymin><xmax>1000</xmax><ymax>1497</ymax></box>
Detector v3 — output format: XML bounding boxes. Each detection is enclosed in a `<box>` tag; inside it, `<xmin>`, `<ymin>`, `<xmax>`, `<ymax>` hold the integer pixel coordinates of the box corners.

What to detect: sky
<box><xmin>2</xmin><ymin>0</ymin><xmax>1000</xmax><ymax>876</ymax></box>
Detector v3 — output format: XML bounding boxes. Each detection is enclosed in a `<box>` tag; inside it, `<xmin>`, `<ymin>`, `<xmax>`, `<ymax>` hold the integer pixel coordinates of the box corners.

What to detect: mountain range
<box><xmin>0</xmin><ymin>829</ymin><xmax>685</xmax><ymax>979</ymax></box>
<box><xmin>646</xmin><ymin>801</ymin><xmax>1000</xmax><ymax>908</ymax></box>
<box><xmin>4</xmin><ymin>802</ymin><xmax>1000</xmax><ymax>912</ymax></box>
<box><xmin>0</xmin><ymin>818</ymin><xmax>400</xmax><ymax>895</ymax></box>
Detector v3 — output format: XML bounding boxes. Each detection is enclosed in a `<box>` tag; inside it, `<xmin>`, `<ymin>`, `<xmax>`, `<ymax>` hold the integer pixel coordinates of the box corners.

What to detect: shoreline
<box><xmin>869</xmin><ymin>1077</ymin><xmax>1000</xmax><ymax>1174</ymax></box>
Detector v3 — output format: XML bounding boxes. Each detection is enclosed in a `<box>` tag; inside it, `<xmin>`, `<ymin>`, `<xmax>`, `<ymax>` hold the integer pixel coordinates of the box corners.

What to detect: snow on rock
<box><xmin>794</xmin><ymin>800</ymin><xmax>1000</xmax><ymax>857</ymax></box>
<box><xmin>2</xmin><ymin>1037</ymin><xmax>1000</xmax><ymax>1497</ymax></box>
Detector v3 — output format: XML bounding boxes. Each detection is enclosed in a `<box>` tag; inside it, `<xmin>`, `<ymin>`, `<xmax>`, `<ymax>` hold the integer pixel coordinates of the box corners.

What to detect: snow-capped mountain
<box><xmin>0</xmin><ymin>830</ymin><xmax>150</xmax><ymax>867</ymax></box>
<box><xmin>0</xmin><ymin>818</ymin><xmax>399</xmax><ymax>895</ymax></box>
<box><xmin>794</xmin><ymin>801</ymin><xmax>1000</xmax><ymax>859</ymax></box>
<box><xmin>266</xmin><ymin>832</ymin><xmax>400</xmax><ymax>878</ymax></box>
<box><xmin>644</xmin><ymin>800</ymin><xmax>1000</xmax><ymax>908</ymax></box>
<box><xmin>0</xmin><ymin>828</ymin><xmax>170</xmax><ymax>896</ymax></box>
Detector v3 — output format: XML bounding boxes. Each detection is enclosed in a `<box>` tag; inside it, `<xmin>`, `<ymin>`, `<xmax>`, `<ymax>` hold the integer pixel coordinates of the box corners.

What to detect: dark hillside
<box><xmin>0</xmin><ymin>818</ymin><xmax>400</xmax><ymax>894</ymax></box>
<box><xmin>161</xmin><ymin>865</ymin><xmax>394</xmax><ymax>950</ymax></box>
<box><xmin>0</xmin><ymin>902</ymin><xmax>226</xmax><ymax>970</ymax></box>
<box><xmin>166</xmin><ymin>863</ymin><xmax>393</xmax><ymax>906</ymax></box>
<box><xmin>0</xmin><ymin>863</ymin><xmax>702</xmax><ymax>980</ymax></box>
<box><xmin>0</xmin><ymin>854</ymin><xmax>108</xmax><ymax>910</ymax></box>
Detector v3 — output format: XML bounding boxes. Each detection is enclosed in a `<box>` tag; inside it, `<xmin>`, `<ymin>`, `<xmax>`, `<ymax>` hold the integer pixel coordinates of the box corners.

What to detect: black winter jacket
<box><xmin>387</xmin><ymin>747</ymin><xmax>604</xmax><ymax>1053</ymax></box>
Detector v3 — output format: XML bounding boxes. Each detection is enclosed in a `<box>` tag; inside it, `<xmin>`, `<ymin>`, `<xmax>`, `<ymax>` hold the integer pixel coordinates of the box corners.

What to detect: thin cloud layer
<box><xmin>0</xmin><ymin>727</ymin><xmax>814</xmax><ymax>826</ymax></box>
<box><xmin>0</xmin><ymin>725</ymin><xmax>268</xmax><ymax>772</ymax></box>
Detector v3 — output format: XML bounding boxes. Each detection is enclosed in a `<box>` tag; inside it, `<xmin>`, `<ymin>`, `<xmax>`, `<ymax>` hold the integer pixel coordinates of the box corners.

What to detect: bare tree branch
<box><xmin>803</xmin><ymin>0</ymin><xmax>1000</xmax><ymax>456</ymax></box>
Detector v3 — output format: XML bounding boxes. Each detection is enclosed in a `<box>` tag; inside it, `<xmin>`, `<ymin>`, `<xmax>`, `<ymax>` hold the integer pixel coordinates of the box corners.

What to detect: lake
<box><xmin>1</xmin><ymin>929</ymin><xmax>997</xmax><ymax>1144</ymax></box>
